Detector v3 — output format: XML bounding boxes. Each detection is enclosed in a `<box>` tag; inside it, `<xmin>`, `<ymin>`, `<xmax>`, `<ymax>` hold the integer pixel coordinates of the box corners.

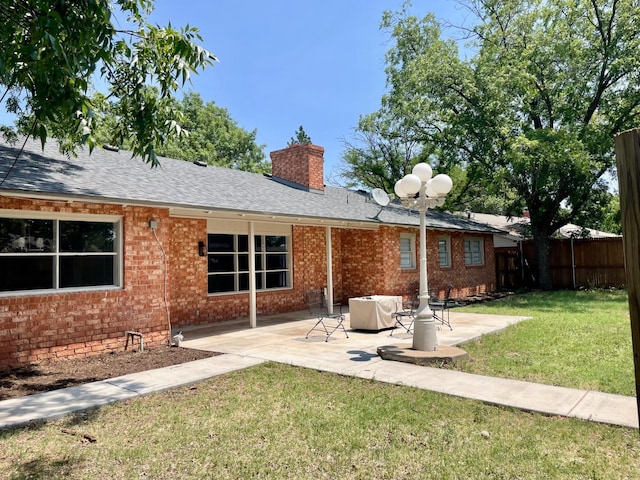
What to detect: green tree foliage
<box><xmin>340</xmin><ymin>112</ymin><xmax>433</xmax><ymax>191</ymax></box>
<box><xmin>601</xmin><ymin>194</ymin><xmax>622</xmax><ymax>235</ymax></box>
<box><xmin>156</xmin><ymin>93</ymin><xmax>268</xmax><ymax>173</ymax></box>
<box><xmin>0</xmin><ymin>0</ymin><xmax>217</xmax><ymax>166</ymax></box>
<box><xmin>340</xmin><ymin>112</ymin><xmax>514</xmax><ymax>212</ymax></box>
<box><xmin>572</xmin><ymin>190</ymin><xmax>622</xmax><ymax>234</ymax></box>
<box><xmin>354</xmin><ymin>0</ymin><xmax>639</xmax><ymax>289</ymax></box>
<box><xmin>287</xmin><ymin>125</ymin><xmax>312</xmax><ymax>146</ymax></box>
<box><xmin>87</xmin><ymin>91</ymin><xmax>268</xmax><ymax>172</ymax></box>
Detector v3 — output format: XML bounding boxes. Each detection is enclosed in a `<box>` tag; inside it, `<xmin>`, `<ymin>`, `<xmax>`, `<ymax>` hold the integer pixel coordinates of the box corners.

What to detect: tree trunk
<box><xmin>533</xmin><ymin>231</ymin><xmax>553</xmax><ymax>290</ymax></box>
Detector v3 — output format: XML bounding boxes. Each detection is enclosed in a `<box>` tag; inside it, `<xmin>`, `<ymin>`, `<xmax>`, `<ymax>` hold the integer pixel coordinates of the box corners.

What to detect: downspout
<box><xmin>249</xmin><ymin>221</ymin><xmax>257</xmax><ymax>328</ymax></box>
<box><xmin>325</xmin><ymin>226</ymin><xmax>334</xmax><ymax>314</ymax></box>
<box><xmin>571</xmin><ymin>236</ymin><xmax>576</xmax><ymax>289</ymax></box>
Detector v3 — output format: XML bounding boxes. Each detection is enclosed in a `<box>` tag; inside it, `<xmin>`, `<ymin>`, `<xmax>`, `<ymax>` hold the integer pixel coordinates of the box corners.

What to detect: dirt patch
<box><xmin>0</xmin><ymin>347</ymin><xmax>219</xmax><ymax>401</ymax></box>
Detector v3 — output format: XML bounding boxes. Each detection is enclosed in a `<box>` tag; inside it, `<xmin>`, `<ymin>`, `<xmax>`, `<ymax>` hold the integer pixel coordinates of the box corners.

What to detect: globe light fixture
<box><xmin>395</xmin><ymin>162</ymin><xmax>453</xmax><ymax>351</ymax></box>
<box><xmin>412</xmin><ymin>162</ymin><xmax>433</xmax><ymax>182</ymax></box>
<box><xmin>400</xmin><ymin>173</ymin><xmax>422</xmax><ymax>195</ymax></box>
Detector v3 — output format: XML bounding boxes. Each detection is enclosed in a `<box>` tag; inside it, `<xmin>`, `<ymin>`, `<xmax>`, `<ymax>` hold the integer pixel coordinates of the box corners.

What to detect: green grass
<box><xmin>2</xmin><ymin>362</ymin><xmax>640</xmax><ymax>479</ymax></box>
<box><xmin>452</xmin><ymin>289</ymin><xmax>635</xmax><ymax>396</ymax></box>
<box><xmin>2</xmin><ymin>289</ymin><xmax>639</xmax><ymax>478</ymax></box>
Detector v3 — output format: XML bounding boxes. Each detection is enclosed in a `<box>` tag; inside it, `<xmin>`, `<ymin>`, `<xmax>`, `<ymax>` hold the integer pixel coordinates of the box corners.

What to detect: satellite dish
<box><xmin>371</xmin><ymin>188</ymin><xmax>390</xmax><ymax>206</ymax></box>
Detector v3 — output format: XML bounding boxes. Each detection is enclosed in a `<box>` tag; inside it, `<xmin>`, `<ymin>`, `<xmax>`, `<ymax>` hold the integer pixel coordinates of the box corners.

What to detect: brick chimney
<box><xmin>269</xmin><ymin>144</ymin><xmax>325</xmax><ymax>192</ymax></box>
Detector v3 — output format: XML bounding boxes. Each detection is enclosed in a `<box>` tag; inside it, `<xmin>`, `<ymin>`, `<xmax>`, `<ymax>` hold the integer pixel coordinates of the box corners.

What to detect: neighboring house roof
<box><xmin>0</xmin><ymin>138</ymin><xmax>502</xmax><ymax>235</ymax></box>
<box><xmin>461</xmin><ymin>212</ymin><xmax>620</xmax><ymax>240</ymax></box>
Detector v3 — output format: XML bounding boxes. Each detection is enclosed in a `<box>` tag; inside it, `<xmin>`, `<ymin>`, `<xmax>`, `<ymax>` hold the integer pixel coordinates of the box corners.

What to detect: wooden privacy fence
<box><xmin>521</xmin><ymin>237</ymin><xmax>625</xmax><ymax>289</ymax></box>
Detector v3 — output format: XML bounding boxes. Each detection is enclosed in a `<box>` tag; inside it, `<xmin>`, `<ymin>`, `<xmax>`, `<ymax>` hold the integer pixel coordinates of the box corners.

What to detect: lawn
<box><xmin>2</xmin><ymin>289</ymin><xmax>639</xmax><ymax>479</ymax></box>
<box><xmin>452</xmin><ymin>289</ymin><xmax>635</xmax><ymax>396</ymax></box>
<box><xmin>2</xmin><ymin>362</ymin><xmax>640</xmax><ymax>479</ymax></box>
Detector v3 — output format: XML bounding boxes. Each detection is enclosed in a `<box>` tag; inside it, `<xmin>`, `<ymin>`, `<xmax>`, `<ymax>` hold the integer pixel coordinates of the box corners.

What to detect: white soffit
<box><xmin>168</xmin><ymin>208</ymin><xmax>379</xmax><ymax>230</ymax></box>
<box><xmin>207</xmin><ymin>218</ymin><xmax>291</xmax><ymax>236</ymax></box>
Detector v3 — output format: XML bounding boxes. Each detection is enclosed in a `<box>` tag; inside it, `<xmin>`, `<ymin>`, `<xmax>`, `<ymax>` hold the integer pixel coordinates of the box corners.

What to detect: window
<box><xmin>0</xmin><ymin>215</ymin><xmax>121</xmax><ymax>294</ymax></box>
<box><xmin>207</xmin><ymin>233</ymin><xmax>290</xmax><ymax>294</ymax></box>
<box><xmin>400</xmin><ymin>234</ymin><xmax>416</xmax><ymax>269</ymax></box>
<box><xmin>464</xmin><ymin>238</ymin><xmax>484</xmax><ymax>266</ymax></box>
<box><xmin>438</xmin><ymin>236</ymin><xmax>451</xmax><ymax>267</ymax></box>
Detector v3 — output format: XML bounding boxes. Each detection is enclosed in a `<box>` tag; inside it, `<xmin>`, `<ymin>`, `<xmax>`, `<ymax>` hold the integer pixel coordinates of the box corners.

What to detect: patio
<box><xmin>178</xmin><ymin>308</ymin><xmax>529</xmax><ymax>369</ymax></box>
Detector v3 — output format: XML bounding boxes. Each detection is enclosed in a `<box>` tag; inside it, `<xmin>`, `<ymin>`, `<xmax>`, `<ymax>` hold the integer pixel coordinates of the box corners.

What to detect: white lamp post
<box><xmin>394</xmin><ymin>163</ymin><xmax>453</xmax><ymax>351</ymax></box>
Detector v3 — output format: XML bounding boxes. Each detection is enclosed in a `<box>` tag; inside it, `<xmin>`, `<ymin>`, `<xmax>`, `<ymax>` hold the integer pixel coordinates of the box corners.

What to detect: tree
<box><xmin>153</xmin><ymin>93</ymin><xmax>268</xmax><ymax>173</ymax></box>
<box><xmin>287</xmin><ymin>126</ymin><xmax>312</xmax><ymax>146</ymax></box>
<box><xmin>340</xmin><ymin>110</ymin><xmax>516</xmax><ymax>212</ymax></box>
<box><xmin>359</xmin><ymin>0</ymin><xmax>640</xmax><ymax>290</ymax></box>
<box><xmin>87</xmin><ymin>91</ymin><xmax>269</xmax><ymax>173</ymax></box>
<box><xmin>0</xmin><ymin>0</ymin><xmax>216</xmax><ymax>166</ymax></box>
<box><xmin>573</xmin><ymin>190</ymin><xmax>622</xmax><ymax>234</ymax></box>
<box><xmin>339</xmin><ymin>113</ymin><xmax>428</xmax><ymax>191</ymax></box>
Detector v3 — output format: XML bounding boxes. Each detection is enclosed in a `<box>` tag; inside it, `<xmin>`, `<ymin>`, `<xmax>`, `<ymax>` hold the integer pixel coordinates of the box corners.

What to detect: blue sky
<box><xmin>144</xmin><ymin>1</ymin><xmax>470</xmax><ymax>182</ymax></box>
<box><xmin>0</xmin><ymin>1</ymin><xmax>470</xmax><ymax>181</ymax></box>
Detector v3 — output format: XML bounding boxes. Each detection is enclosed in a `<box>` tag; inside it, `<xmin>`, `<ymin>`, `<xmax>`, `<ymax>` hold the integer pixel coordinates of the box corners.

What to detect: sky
<box><xmin>142</xmin><ymin>1</ymin><xmax>471</xmax><ymax>183</ymax></box>
<box><xmin>0</xmin><ymin>1</ymin><xmax>471</xmax><ymax>182</ymax></box>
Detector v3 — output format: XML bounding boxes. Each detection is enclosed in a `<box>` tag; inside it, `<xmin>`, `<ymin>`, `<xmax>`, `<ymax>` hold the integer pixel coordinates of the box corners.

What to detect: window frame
<box><xmin>207</xmin><ymin>232</ymin><xmax>291</xmax><ymax>295</ymax></box>
<box><xmin>399</xmin><ymin>233</ymin><xmax>416</xmax><ymax>270</ymax></box>
<box><xmin>464</xmin><ymin>237</ymin><xmax>485</xmax><ymax>266</ymax></box>
<box><xmin>0</xmin><ymin>210</ymin><xmax>123</xmax><ymax>296</ymax></box>
<box><xmin>438</xmin><ymin>235</ymin><xmax>452</xmax><ymax>268</ymax></box>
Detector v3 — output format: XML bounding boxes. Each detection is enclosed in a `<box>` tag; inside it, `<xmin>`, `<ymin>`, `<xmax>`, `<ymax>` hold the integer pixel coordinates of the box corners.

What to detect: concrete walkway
<box><xmin>1</xmin><ymin>310</ymin><xmax>638</xmax><ymax>430</ymax></box>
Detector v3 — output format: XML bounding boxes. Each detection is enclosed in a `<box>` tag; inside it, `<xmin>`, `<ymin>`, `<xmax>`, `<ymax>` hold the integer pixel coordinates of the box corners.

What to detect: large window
<box><xmin>438</xmin><ymin>236</ymin><xmax>451</xmax><ymax>268</ymax></box>
<box><xmin>400</xmin><ymin>234</ymin><xmax>416</xmax><ymax>269</ymax></box>
<box><xmin>0</xmin><ymin>215</ymin><xmax>121</xmax><ymax>293</ymax></box>
<box><xmin>464</xmin><ymin>237</ymin><xmax>484</xmax><ymax>266</ymax></box>
<box><xmin>207</xmin><ymin>233</ymin><xmax>290</xmax><ymax>294</ymax></box>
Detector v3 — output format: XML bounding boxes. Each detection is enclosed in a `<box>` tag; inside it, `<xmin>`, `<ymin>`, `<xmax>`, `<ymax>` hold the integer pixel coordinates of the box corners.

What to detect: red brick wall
<box><xmin>339</xmin><ymin>226</ymin><xmax>496</xmax><ymax>301</ymax></box>
<box><xmin>0</xmin><ymin>195</ymin><xmax>496</xmax><ymax>369</ymax></box>
<box><xmin>0</xmin><ymin>197</ymin><xmax>170</xmax><ymax>370</ymax></box>
<box><xmin>167</xmin><ymin>217</ymin><xmax>209</xmax><ymax>323</ymax></box>
<box><xmin>429</xmin><ymin>231</ymin><xmax>496</xmax><ymax>299</ymax></box>
<box><xmin>340</xmin><ymin>228</ymin><xmax>388</xmax><ymax>298</ymax></box>
<box><xmin>269</xmin><ymin>144</ymin><xmax>325</xmax><ymax>191</ymax></box>
<box><xmin>168</xmin><ymin>225</ymin><xmax>344</xmax><ymax>326</ymax></box>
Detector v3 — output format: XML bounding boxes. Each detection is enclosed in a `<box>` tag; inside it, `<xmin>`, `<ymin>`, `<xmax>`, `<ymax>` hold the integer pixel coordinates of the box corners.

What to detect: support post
<box><xmin>614</xmin><ymin>128</ymin><xmax>640</xmax><ymax>429</ymax></box>
<box><xmin>249</xmin><ymin>221</ymin><xmax>256</xmax><ymax>328</ymax></box>
<box><xmin>325</xmin><ymin>226</ymin><xmax>334</xmax><ymax>314</ymax></box>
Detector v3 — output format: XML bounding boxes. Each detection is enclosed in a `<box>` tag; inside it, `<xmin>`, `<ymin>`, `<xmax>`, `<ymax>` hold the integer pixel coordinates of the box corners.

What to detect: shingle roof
<box><xmin>463</xmin><ymin>212</ymin><xmax>620</xmax><ymax>239</ymax></box>
<box><xmin>0</xmin><ymin>138</ymin><xmax>503</xmax><ymax>234</ymax></box>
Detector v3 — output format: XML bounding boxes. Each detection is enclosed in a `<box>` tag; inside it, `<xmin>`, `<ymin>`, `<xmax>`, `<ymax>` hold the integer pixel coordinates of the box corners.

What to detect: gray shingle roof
<box><xmin>0</xmin><ymin>138</ymin><xmax>503</xmax><ymax>234</ymax></box>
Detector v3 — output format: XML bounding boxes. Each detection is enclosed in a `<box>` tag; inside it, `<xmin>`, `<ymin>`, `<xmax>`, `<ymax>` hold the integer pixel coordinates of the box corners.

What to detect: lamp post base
<box><xmin>412</xmin><ymin>317</ymin><xmax>438</xmax><ymax>351</ymax></box>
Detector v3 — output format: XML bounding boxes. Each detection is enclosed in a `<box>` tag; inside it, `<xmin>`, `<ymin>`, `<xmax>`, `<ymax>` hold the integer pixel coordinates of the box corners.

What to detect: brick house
<box><xmin>0</xmin><ymin>138</ymin><xmax>501</xmax><ymax>369</ymax></box>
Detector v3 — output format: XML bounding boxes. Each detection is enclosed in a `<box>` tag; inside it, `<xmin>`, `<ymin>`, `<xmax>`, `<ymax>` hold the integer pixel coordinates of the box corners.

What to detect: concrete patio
<box><xmin>179</xmin><ymin>308</ymin><xmax>524</xmax><ymax>366</ymax></box>
<box><xmin>1</xmin><ymin>308</ymin><xmax>637</xmax><ymax>430</ymax></box>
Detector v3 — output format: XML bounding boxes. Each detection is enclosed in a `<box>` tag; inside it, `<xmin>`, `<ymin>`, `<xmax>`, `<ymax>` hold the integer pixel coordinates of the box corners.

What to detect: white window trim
<box><xmin>438</xmin><ymin>235</ymin><xmax>452</xmax><ymax>268</ymax></box>
<box><xmin>0</xmin><ymin>211</ymin><xmax>123</xmax><ymax>297</ymax></box>
<box><xmin>400</xmin><ymin>233</ymin><xmax>416</xmax><ymax>270</ymax></box>
<box><xmin>206</xmin><ymin>232</ymin><xmax>292</xmax><ymax>296</ymax></box>
<box><xmin>464</xmin><ymin>237</ymin><xmax>485</xmax><ymax>266</ymax></box>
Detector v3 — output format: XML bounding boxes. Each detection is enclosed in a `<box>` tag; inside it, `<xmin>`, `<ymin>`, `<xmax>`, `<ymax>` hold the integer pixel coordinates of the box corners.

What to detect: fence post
<box><xmin>614</xmin><ymin>128</ymin><xmax>640</xmax><ymax>429</ymax></box>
